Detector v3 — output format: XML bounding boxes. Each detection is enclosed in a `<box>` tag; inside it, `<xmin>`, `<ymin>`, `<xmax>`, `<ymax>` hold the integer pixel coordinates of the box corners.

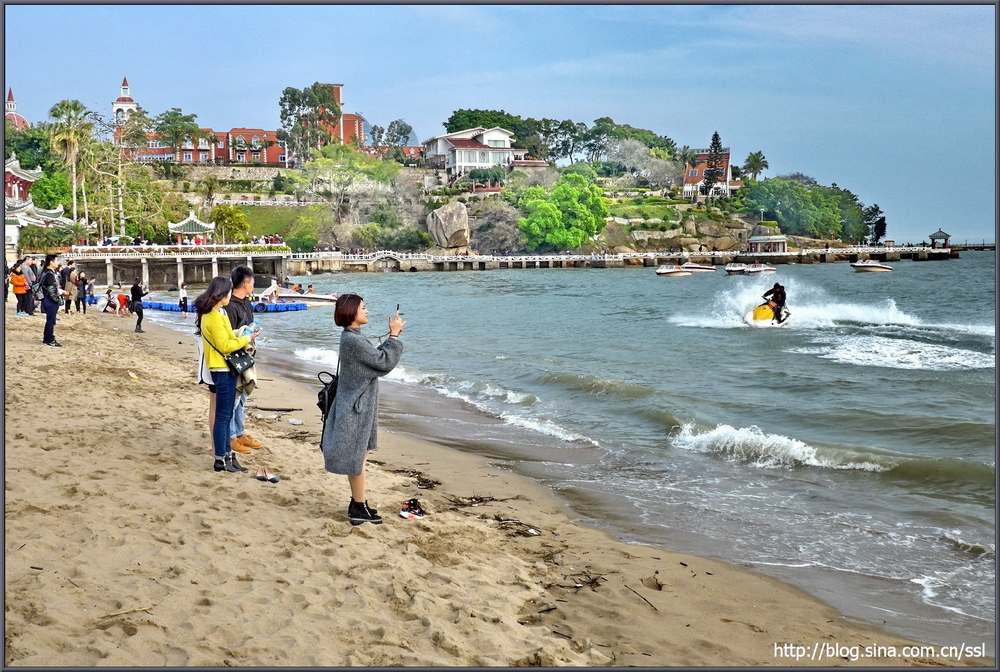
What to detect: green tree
<box><xmin>286</xmin><ymin>206</ymin><xmax>323</xmax><ymax>251</ymax></box>
<box><xmin>154</xmin><ymin>108</ymin><xmax>202</xmax><ymax>163</ymax></box>
<box><xmin>5</xmin><ymin>122</ymin><xmax>59</xmax><ymax>173</ymax></box>
<box><xmin>741</xmin><ymin>150</ymin><xmax>769</xmax><ymax>182</ymax></box>
<box><xmin>369</xmin><ymin>124</ymin><xmax>385</xmax><ymax>148</ymax></box>
<box><xmin>198</xmin><ymin>175</ymin><xmax>220</xmax><ymax>210</ymax></box>
<box><xmin>49</xmin><ymin>99</ymin><xmax>94</xmax><ymax>223</ymax></box>
<box><xmin>863</xmin><ymin>204</ymin><xmax>887</xmax><ymax>244</ymax></box>
<box><xmin>385</xmin><ymin>119</ymin><xmax>414</xmax><ymax>148</ymax></box>
<box><xmin>29</xmin><ymin>171</ymin><xmax>72</xmax><ymax>210</ymax></box>
<box><xmin>210</xmin><ymin>204</ymin><xmax>251</xmax><ymax>244</ymax></box>
<box><xmin>297</xmin><ymin>143</ymin><xmax>401</xmax><ymax>231</ymax></box>
<box><xmin>443</xmin><ymin>109</ymin><xmax>520</xmax><ymax>134</ymax></box>
<box><xmin>517</xmin><ymin>173</ymin><xmax>607</xmax><ymax>251</ymax></box>
<box><xmin>702</xmin><ymin>131</ymin><xmax>725</xmax><ymax>198</ymax></box>
<box><xmin>277</xmin><ymin>82</ymin><xmax>342</xmax><ymax>162</ymax></box>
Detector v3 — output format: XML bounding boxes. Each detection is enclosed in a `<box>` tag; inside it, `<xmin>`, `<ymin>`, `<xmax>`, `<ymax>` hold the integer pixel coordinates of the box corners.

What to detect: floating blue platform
<box><xmin>144</xmin><ymin>301</ymin><xmax>307</xmax><ymax>313</ymax></box>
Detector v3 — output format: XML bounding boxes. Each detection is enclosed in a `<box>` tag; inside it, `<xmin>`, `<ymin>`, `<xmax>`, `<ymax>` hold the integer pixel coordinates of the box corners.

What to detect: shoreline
<box><xmin>4</xmin><ymin>304</ymin><xmax>993</xmax><ymax>666</ymax></box>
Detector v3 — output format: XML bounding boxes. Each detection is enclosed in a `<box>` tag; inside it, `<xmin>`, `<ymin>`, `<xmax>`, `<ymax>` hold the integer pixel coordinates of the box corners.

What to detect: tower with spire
<box><xmin>112</xmin><ymin>76</ymin><xmax>137</xmax><ymax>126</ymax></box>
<box><xmin>5</xmin><ymin>89</ymin><xmax>29</xmax><ymax>130</ymax></box>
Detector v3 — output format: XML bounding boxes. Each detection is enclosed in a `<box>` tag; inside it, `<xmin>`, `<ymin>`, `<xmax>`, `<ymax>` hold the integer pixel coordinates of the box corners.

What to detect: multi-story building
<box><xmin>682</xmin><ymin>147</ymin><xmax>743</xmax><ymax>198</ymax></box>
<box><xmin>112</xmin><ymin>79</ymin><xmax>366</xmax><ymax>167</ymax></box>
<box><xmin>422</xmin><ymin>127</ymin><xmax>516</xmax><ymax>177</ymax></box>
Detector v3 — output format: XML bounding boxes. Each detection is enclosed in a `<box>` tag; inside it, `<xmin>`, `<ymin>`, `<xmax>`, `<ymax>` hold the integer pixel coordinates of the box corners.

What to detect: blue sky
<box><xmin>5</xmin><ymin>4</ymin><xmax>995</xmax><ymax>241</ymax></box>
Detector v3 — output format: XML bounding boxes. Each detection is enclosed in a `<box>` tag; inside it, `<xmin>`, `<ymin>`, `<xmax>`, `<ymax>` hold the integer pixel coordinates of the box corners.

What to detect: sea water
<box><xmin>149</xmin><ymin>252</ymin><xmax>996</xmax><ymax>650</ymax></box>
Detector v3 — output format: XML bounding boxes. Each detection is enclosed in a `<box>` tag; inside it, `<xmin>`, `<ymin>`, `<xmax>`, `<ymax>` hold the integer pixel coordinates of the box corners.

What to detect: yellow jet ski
<box><xmin>744</xmin><ymin>301</ymin><xmax>790</xmax><ymax>328</ymax></box>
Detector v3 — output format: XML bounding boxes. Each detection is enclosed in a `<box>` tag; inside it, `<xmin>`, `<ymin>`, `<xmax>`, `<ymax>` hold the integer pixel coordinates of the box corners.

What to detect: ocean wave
<box><xmin>671</xmin><ymin>423</ymin><xmax>997</xmax><ymax>489</ymax></box>
<box><xmin>536</xmin><ymin>371</ymin><xmax>656</xmax><ymax>399</ymax></box>
<box><xmin>671</xmin><ymin>423</ymin><xmax>887</xmax><ymax>471</ymax></box>
<box><xmin>293</xmin><ymin>346</ymin><xmax>339</xmax><ymax>369</ymax></box>
<box><xmin>792</xmin><ymin>335</ymin><xmax>994</xmax><ymax>370</ymax></box>
<box><xmin>939</xmin><ymin>532</ymin><xmax>996</xmax><ymax>559</ymax></box>
<box><xmin>498</xmin><ymin>413</ymin><xmax>599</xmax><ymax>446</ymax></box>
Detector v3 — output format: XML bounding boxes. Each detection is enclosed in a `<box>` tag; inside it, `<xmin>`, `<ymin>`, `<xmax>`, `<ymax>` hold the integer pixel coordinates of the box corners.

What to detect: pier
<box><xmin>62</xmin><ymin>244</ymin><xmax>963</xmax><ymax>287</ymax></box>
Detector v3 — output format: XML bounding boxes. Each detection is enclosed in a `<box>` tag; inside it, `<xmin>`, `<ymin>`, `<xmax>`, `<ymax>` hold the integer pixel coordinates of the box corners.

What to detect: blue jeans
<box><xmin>41</xmin><ymin>297</ymin><xmax>59</xmax><ymax>343</ymax></box>
<box><xmin>230</xmin><ymin>390</ymin><xmax>247</xmax><ymax>438</ymax></box>
<box><xmin>210</xmin><ymin>370</ymin><xmax>237</xmax><ymax>458</ymax></box>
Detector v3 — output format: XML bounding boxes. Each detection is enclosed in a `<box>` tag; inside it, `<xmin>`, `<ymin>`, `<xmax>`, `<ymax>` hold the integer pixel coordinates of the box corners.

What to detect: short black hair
<box><xmin>231</xmin><ymin>265</ymin><xmax>254</xmax><ymax>290</ymax></box>
<box><xmin>334</xmin><ymin>294</ymin><xmax>364</xmax><ymax>328</ymax></box>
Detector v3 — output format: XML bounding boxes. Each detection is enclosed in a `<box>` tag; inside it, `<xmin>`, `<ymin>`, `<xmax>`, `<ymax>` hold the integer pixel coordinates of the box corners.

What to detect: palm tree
<box><xmin>742</xmin><ymin>151</ymin><xmax>769</xmax><ymax>182</ymax></box>
<box><xmin>49</xmin><ymin>99</ymin><xmax>94</xmax><ymax>225</ymax></box>
<box><xmin>676</xmin><ymin>145</ymin><xmax>699</xmax><ymax>199</ymax></box>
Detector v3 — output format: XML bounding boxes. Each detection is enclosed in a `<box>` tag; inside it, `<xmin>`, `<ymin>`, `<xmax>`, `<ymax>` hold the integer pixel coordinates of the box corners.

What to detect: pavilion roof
<box><xmin>168</xmin><ymin>210</ymin><xmax>216</xmax><ymax>234</ymax></box>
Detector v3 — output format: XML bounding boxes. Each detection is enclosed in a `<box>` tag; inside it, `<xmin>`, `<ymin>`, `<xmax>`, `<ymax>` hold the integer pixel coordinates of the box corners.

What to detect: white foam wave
<box><xmin>794</xmin><ymin>335</ymin><xmax>994</xmax><ymax>370</ymax></box>
<box><xmin>672</xmin><ymin>423</ymin><xmax>888</xmax><ymax>472</ymax></box>
<box><xmin>294</xmin><ymin>347</ymin><xmax>339</xmax><ymax>369</ymax></box>
<box><xmin>499</xmin><ymin>413</ymin><xmax>600</xmax><ymax>445</ymax></box>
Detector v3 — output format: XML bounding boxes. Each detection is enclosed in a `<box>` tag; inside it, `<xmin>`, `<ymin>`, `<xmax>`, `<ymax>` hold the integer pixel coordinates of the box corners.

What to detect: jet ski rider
<box><xmin>762</xmin><ymin>282</ymin><xmax>788</xmax><ymax>324</ymax></box>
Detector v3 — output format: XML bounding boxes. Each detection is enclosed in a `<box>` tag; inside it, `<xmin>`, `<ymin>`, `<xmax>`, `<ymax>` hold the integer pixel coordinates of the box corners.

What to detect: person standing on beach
<box><xmin>39</xmin><ymin>254</ymin><xmax>64</xmax><ymax>347</ymax></box>
<box><xmin>23</xmin><ymin>257</ymin><xmax>39</xmax><ymax>316</ymax></box>
<box><xmin>226</xmin><ymin>266</ymin><xmax>263</xmax><ymax>454</ymax></box>
<box><xmin>9</xmin><ymin>261</ymin><xmax>30</xmax><ymax>316</ymax></box>
<box><xmin>179</xmin><ymin>283</ymin><xmax>188</xmax><ymax>316</ymax></box>
<box><xmin>321</xmin><ymin>294</ymin><xmax>405</xmax><ymax>526</ymax></box>
<box><xmin>60</xmin><ymin>260</ymin><xmax>75</xmax><ymax>314</ymax></box>
<box><xmin>74</xmin><ymin>272</ymin><xmax>89</xmax><ymax>314</ymax></box>
<box><xmin>195</xmin><ymin>276</ymin><xmax>259</xmax><ymax>473</ymax></box>
<box><xmin>130</xmin><ymin>278</ymin><xmax>148</xmax><ymax>333</ymax></box>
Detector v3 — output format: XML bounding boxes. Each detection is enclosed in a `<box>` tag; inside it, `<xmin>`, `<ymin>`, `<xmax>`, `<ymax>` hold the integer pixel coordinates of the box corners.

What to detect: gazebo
<box><xmin>169</xmin><ymin>210</ymin><xmax>215</xmax><ymax>245</ymax></box>
<box><xmin>747</xmin><ymin>223</ymin><xmax>788</xmax><ymax>254</ymax></box>
<box><xmin>928</xmin><ymin>228</ymin><xmax>950</xmax><ymax>249</ymax></box>
<box><xmin>5</xmin><ymin>152</ymin><xmax>75</xmax><ymax>256</ymax></box>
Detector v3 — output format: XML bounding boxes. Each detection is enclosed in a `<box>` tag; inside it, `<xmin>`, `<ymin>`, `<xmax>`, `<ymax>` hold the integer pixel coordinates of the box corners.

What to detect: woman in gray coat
<box><xmin>321</xmin><ymin>293</ymin><xmax>405</xmax><ymax>525</ymax></box>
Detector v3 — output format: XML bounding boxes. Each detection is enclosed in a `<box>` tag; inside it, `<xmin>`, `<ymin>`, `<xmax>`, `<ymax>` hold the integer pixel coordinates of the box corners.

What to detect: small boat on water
<box><xmin>724</xmin><ymin>263</ymin><xmax>748</xmax><ymax>275</ymax></box>
<box><xmin>655</xmin><ymin>264</ymin><xmax>693</xmax><ymax>277</ymax></box>
<box><xmin>745</xmin><ymin>263</ymin><xmax>777</xmax><ymax>274</ymax></box>
<box><xmin>850</xmin><ymin>260</ymin><xmax>893</xmax><ymax>273</ymax></box>
<box><xmin>259</xmin><ymin>282</ymin><xmax>338</xmax><ymax>304</ymax></box>
<box><xmin>680</xmin><ymin>261</ymin><xmax>717</xmax><ymax>273</ymax></box>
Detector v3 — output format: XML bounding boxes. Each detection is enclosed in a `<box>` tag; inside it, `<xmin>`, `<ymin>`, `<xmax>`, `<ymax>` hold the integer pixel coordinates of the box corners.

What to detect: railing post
<box><xmin>141</xmin><ymin>258</ymin><xmax>150</xmax><ymax>287</ymax></box>
<box><xmin>106</xmin><ymin>258</ymin><xmax>114</xmax><ymax>286</ymax></box>
<box><xmin>176</xmin><ymin>258</ymin><xmax>184</xmax><ymax>288</ymax></box>
<box><xmin>212</xmin><ymin>256</ymin><xmax>219</xmax><ymax>278</ymax></box>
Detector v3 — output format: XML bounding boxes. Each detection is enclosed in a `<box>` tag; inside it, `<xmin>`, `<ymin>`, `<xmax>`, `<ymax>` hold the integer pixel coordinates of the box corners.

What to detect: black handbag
<box><xmin>204</xmin><ymin>332</ymin><xmax>255</xmax><ymax>376</ymax></box>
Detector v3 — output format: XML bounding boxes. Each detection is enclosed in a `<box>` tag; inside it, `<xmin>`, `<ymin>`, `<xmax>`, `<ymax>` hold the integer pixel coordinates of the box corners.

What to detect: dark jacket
<box><xmin>763</xmin><ymin>286</ymin><xmax>786</xmax><ymax>307</ymax></box>
<box><xmin>226</xmin><ymin>294</ymin><xmax>255</xmax><ymax>330</ymax></box>
<box><xmin>40</xmin><ymin>269</ymin><xmax>61</xmax><ymax>304</ymax></box>
<box><xmin>130</xmin><ymin>284</ymin><xmax>148</xmax><ymax>304</ymax></box>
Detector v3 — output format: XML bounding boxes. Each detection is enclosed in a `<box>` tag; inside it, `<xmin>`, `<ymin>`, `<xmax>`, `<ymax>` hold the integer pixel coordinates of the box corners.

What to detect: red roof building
<box><xmin>682</xmin><ymin>147</ymin><xmax>743</xmax><ymax>198</ymax></box>
<box><xmin>111</xmin><ymin>79</ymin><xmax>367</xmax><ymax>167</ymax></box>
<box><xmin>5</xmin><ymin>89</ymin><xmax>30</xmax><ymax>130</ymax></box>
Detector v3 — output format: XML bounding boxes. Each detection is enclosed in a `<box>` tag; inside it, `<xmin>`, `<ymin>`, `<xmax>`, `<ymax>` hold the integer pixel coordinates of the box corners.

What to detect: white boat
<box><xmin>724</xmin><ymin>263</ymin><xmax>748</xmax><ymax>275</ymax></box>
<box><xmin>258</xmin><ymin>282</ymin><xmax>338</xmax><ymax>304</ymax></box>
<box><xmin>655</xmin><ymin>265</ymin><xmax>693</xmax><ymax>277</ymax></box>
<box><xmin>850</xmin><ymin>260</ymin><xmax>893</xmax><ymax>273</ymax></box>
<box><xmin>745</xmin><ymin>263</ymin><xmax>777</xmax><ymax>274</ymax></box>
<box><xmin>680</xmin><ymin>261</ymin><xmax>717</xmax><ymax>273</ymax></box>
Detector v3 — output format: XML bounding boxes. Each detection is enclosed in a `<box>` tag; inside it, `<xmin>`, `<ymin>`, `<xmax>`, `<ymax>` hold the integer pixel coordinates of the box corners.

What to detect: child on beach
<box><xmin>179</xmin><ymin>283</ymin><xmax>188</xmax><ymax>316</ymax></box>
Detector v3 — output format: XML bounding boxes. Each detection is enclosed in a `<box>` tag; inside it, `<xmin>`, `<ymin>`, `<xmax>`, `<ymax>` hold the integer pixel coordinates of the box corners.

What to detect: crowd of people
<box><xmin>6</xmin><ymin>255</ymin><xmax>150</xmax><ymax>345</ymax></box>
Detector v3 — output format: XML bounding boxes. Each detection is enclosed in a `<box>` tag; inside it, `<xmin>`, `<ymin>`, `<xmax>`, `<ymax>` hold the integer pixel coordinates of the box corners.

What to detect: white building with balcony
<box><xmin>422</xmin><ymin>127</ymin><xmax>516</xmax><ymax>177</ymax></box>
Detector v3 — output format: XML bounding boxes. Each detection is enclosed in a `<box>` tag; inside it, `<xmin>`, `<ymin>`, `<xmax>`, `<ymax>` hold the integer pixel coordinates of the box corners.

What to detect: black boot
<box><xmin>347</xmin><ymin>499</ymin><xmax>383</xmax><ymax>526</ymax></box>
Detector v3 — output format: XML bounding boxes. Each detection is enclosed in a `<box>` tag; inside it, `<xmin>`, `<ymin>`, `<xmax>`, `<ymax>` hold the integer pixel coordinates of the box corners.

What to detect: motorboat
<box><xmin>258</xmin><ymin>281</ymin><xmax>338</xmax><ymax>304</ymax></box>
<box><xmin>680</xmin><ymin>261</ymin><xmax>717</xmax><ymax>273</ymax></box>
<box><xmin>850</xmin><ymin>259</ymin><xmax>893</xmax><ymax>272</ymax></box>
<box><xmin>655</xmin><ymin>265</ymin><xmax>693</xmax><ymax>277</ymax></box>
<box><xmin>745</xmin><ymin>263</ymin><xmax>777</xmax><ymax>274</ymax></box>
<box><xmin>724</xmin><ymin>263</ymin><xmax>748</xmax><ymax>275</ymax></box>
<box><xmin>744</xmin><ymin>302</ymin><xmax>790</xmax><ymax>328</ymax></box>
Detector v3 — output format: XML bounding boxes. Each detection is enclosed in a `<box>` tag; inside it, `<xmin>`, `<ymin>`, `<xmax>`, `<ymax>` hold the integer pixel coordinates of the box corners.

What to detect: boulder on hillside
<box><xmin>683</xmin><ymin>220</ymin><xmax>697</xmax><ymax>235</ymax></box>
<box><xmin>678</xmin><ymin>237</ymin><xmax>700</xmax><ymax>249</ymax></box>
<box><xmin>706</xmin><ymin>236</ymin><xmax>741</xmax><ymax>251</ymax></box>
<box><xmin>426</xmin><ymin>201</ymin><xmax>471</xmax><ymax>248</ymax></box>
<box><xmin>695</xmin><ymin>221</ymin><xmax>729</xmax><ymax>238</ymax></box>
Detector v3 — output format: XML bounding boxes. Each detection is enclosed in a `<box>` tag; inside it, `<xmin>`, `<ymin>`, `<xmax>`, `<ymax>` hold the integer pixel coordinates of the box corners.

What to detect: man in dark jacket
<box><xmin>226</xmin><ymin>266</ymin><xmax>262</xmax><ymax>453</ymax></box>
<box><xmin>130</xmin><ymin>278</ymin><xmax>149</xmax><ymax>333</ymax></box>
<box><xmin>762</xmin><ymin>282</ymin><xmax>788</xmax><ymax>323</ymax></box>
<box><xmin>39</xmin><ymin>254</ymin><xmax>64</xmax><ymax>346</ymax></box>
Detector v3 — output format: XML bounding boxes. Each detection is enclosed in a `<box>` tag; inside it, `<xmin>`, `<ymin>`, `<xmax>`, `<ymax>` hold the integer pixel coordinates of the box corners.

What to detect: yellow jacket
<box><xmin>201</xmin><ymin>308</ymin><xmax>251</xmax><ymax>370</ymax></box>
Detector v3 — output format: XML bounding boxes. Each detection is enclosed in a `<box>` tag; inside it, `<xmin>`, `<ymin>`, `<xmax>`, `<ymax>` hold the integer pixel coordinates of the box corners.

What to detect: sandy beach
<box><xmin>3</xmin><ymin>302</ymin><xmax>992</xmax><ymax>667</ymax></box>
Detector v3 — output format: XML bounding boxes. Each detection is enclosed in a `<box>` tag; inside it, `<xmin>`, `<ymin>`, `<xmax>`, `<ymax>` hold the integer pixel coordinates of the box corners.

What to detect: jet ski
<box><xmin>744</xmin><ymin>301</ymin><xmax>790</xmax><ymax>328</ymax></box>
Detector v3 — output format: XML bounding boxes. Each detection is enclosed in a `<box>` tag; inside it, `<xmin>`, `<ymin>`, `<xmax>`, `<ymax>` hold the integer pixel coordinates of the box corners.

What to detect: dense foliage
<box><xmin>515</xmin><ymin>172</ymin><xmax>608</xmax><ymax>250</ymax></box>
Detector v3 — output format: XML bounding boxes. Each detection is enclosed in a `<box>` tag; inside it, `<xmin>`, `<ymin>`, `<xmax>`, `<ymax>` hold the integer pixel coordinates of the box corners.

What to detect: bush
<box><xmin>182</xmin><ymin>181</ymin><xmax>191</xmax><ymax>193</ymax></box>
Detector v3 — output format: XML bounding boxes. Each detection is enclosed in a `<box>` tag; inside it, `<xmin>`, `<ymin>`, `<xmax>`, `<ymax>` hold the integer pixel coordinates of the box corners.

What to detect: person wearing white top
<box><xmin>179</xmin><ymin>283</ymin><xmax>189</xmax><ymax>316</ymax></box>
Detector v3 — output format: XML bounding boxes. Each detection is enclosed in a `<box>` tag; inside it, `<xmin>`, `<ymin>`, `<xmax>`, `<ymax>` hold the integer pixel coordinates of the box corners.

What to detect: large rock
<box><xmin>683</xmin><ymin>219</ymin><xmax>697</xmax><ymax>235</ymax></box>
<box><xmin>706</xmin><ymin>236</ymin><xmax>741</xmax><ymax>251</ymax></box>
<box><xmin>426</xmin><ymin>201</ymin><xmax>471</xmax><ymax>248</ymax></box>
<box><xmin>678</xmin><ymin>237</ymin><xmax>700</xmax><ymax>249</ymax></box>
<box><xmin>695</xmin><ymin>221</ymin><xmax>729</xmax><ymax>238</ymax></box>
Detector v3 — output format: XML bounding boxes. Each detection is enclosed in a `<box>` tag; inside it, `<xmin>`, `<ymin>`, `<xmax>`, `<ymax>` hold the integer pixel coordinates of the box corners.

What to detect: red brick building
<box><xmin>112</xmin><ymin>78</ymin><xmax>367</xmax><ymax>167</ymax></box>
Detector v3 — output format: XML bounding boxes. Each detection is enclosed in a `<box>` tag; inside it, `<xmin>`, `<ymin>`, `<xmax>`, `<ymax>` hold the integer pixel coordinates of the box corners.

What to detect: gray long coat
<box><xmin>321</xmin><ymin>328</ymin><xmax>404</xmax><ymax>475</ymax></box>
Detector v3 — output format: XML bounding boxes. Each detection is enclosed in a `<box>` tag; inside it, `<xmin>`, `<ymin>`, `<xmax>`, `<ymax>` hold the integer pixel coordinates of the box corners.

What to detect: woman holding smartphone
<box><xmin>322</xmin><ymin>294</ymin><xmax>405</xmax><ymax>525</ymax></box>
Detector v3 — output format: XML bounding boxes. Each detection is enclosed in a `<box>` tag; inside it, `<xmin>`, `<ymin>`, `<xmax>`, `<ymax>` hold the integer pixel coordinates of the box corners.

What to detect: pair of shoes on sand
<box><xmin>214</xmin><ymin>452</ymin><xmax>247</xmax><ymax>473</ymax></box>
<box><xmin>229</xmin><ymin>434</ymin><xmax>263</xmax><ymax>454</ymax></box>
<box><xmin>254</xmin><ymin>467</ymin><xmax>280</xmax><ymax>483</ymax></box>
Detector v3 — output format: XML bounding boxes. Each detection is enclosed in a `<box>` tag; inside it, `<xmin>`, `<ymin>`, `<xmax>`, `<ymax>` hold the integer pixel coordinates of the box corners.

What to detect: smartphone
<box><xmin>396</xmin><ymin>303</ymin><xmax>404</xmax><ymax>317</ymax></box>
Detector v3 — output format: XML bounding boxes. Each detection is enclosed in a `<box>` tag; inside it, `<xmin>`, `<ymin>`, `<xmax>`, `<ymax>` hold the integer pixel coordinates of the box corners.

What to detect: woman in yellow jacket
<box><xmin>194</xmin><ymin>276</ymin><xmax>260</xmax><ymax>473</ymax></box>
